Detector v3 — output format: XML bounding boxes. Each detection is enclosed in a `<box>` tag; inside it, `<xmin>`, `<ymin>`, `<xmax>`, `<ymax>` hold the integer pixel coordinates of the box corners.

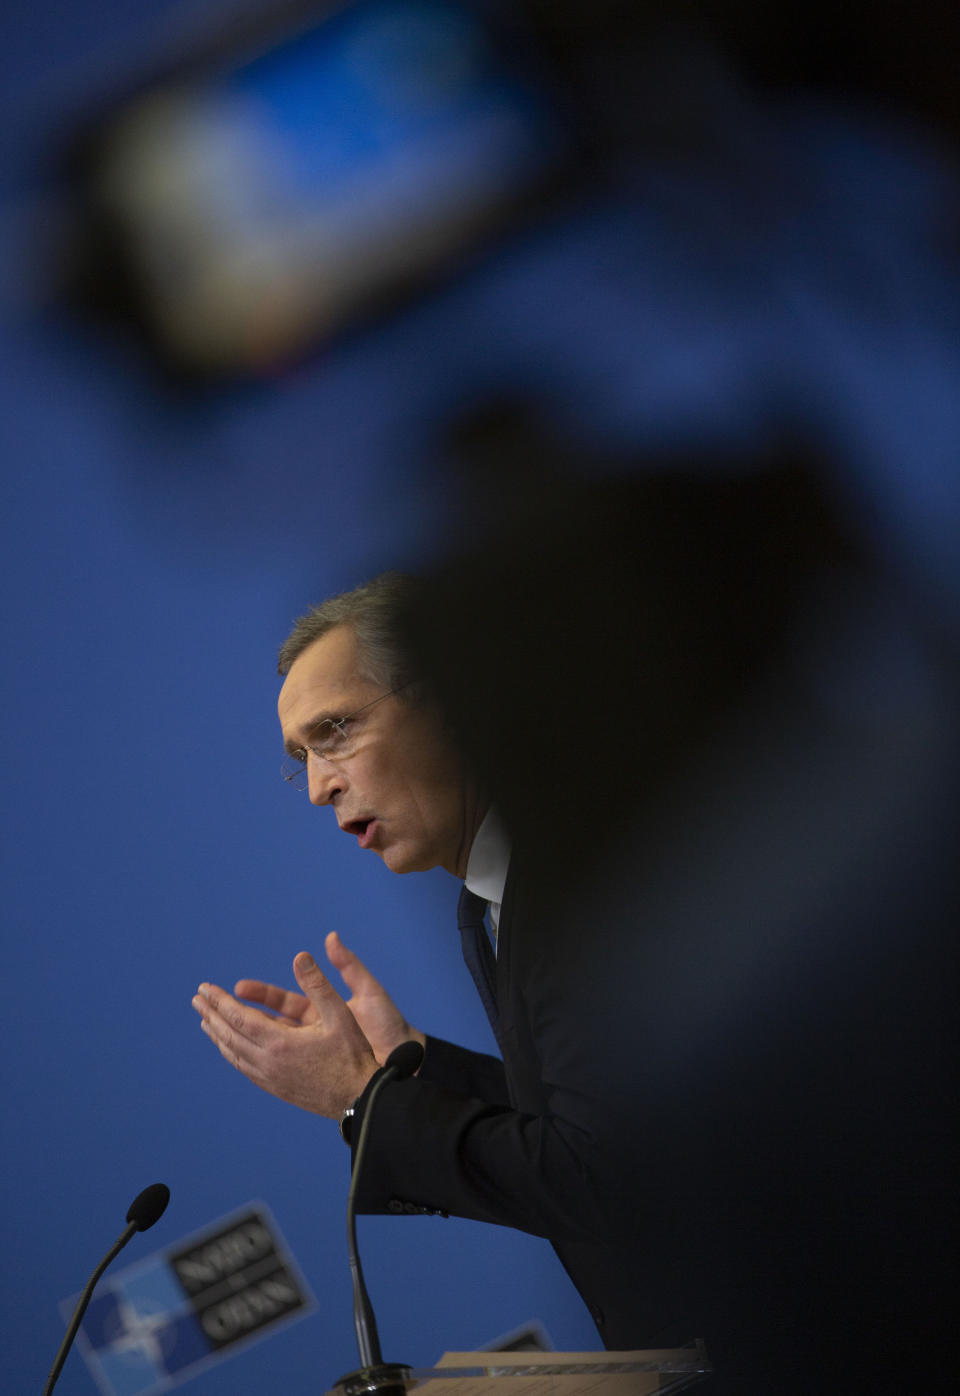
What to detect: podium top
<box><xmin>329</xmin><ymin>1345</ymin><xmax>711</xmax><ymax>1396</ymax></box>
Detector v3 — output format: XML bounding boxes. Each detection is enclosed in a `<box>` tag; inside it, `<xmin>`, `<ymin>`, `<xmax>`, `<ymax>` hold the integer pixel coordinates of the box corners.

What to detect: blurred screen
<box><xmin>82</xmin><ymin>0</ymin><xmax>564</xmax><ymax>374</ymax></box>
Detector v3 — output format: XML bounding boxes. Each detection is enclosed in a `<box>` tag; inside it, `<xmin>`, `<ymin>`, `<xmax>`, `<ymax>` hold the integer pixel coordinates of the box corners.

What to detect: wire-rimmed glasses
<box><xmin>280</xmin><ymin>686</ymin><xmax>405</xmax><ymax>791</ymax></box>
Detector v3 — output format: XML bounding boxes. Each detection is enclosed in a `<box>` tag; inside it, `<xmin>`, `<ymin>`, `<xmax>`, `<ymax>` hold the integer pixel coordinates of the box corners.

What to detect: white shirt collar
<box><xmin>464</xmin><ymin>806</ymin><xmax>511</xmax><ymax>930</ymax></box>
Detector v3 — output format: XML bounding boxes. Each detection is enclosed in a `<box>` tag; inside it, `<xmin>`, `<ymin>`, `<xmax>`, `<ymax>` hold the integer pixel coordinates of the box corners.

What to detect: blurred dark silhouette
<box><xmin>403</xmin><ymin>405</ymin><xmax>959</xmax><ymax>1392</ymax></box>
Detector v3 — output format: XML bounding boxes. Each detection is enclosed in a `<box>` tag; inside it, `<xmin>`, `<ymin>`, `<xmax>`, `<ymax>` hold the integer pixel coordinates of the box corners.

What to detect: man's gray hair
<box><xmin>277</xmin><ymin>572</ymin><xmax>421</xmax><ymax>690</ymax></box>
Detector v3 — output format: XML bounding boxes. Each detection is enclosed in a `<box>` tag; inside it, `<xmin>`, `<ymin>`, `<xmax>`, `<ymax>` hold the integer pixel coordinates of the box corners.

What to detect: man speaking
<box><xmin>190</xmin><ymin>437</ymin><xmax>960</xmax><ymax>1396</ymax></box>
<box><xmin>191</xmin><ymin>572</ymin><xmax>648</xmax><ymax>1351</ymax></box>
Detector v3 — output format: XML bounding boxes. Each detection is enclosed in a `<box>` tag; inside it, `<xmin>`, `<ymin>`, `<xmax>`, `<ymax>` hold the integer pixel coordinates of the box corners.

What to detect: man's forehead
<box><xmin>278</xmin><ymin>626</ymin><xmax>369</xmax><ymax>728</ymax></box>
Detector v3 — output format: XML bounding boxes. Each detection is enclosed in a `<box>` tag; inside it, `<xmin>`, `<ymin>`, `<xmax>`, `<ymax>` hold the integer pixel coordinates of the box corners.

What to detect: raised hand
<box><xmin>192</xmin><ymin>950</ymin><xmax>380</xmax><ymax>1118</ymax></box>
<box><xmin>234</xmin><ymin>931</ymin><xmax>425</xmax><ymax>1067</ymax></box>
<box><xmin>324</xmin><ymin>931</ymin><xmax>426</xmax><ymax>1065</ymax></box>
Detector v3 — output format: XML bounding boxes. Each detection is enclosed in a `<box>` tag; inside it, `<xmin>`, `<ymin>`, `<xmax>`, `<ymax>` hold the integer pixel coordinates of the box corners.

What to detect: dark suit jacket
<box><xmin>381</xmin><ymin>456</ymin><xmax>959</xmax><ymax>1391</ymax></box>
<box><xmin>351</xmin><ymin>861</ymin><xmax>679</xmax><ymax>1353</ymax></box>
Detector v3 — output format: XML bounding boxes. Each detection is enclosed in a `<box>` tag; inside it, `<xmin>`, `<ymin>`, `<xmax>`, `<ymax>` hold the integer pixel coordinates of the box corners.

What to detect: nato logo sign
<box><xmin>64</xmin><ymin>1202</ymin><xmax>315</xmax><ymax>1395</ymax></box>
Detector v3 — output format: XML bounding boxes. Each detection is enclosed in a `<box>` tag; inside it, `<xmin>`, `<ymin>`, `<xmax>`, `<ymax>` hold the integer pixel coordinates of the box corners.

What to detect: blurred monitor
<box><xmin>71</xmin><ymin>0</ymin><xmax>565</xmax><ymax>376</ymax></box>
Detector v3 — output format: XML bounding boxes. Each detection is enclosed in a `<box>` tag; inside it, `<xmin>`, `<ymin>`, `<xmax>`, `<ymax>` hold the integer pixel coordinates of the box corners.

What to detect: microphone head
<box><xmin>384</xmin><ymin>1041</ymin><xmax>424</xmax><ymax>1080</ymax></box>
<box><xmin>126</xmin><ymin>1183</ymin><xmax>171</xmax><ymax>1232</ymax></box>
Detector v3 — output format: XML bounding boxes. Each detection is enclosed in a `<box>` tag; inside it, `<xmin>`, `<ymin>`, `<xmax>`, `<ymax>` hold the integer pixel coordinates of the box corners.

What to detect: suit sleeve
<box><xmin>349</xmin><ymin>908</ymin><xmax>631</xmax><ymax>1246</ymax></box>
<box><xmin>417</xmin><ymin>1034</ymin><xmax>509</xmax><ymax>1103</ymax></box>
<box><xmin>348</xmin><ymin>1072</ymin><xmax>624</xmax><ymax>1245</ymax></box>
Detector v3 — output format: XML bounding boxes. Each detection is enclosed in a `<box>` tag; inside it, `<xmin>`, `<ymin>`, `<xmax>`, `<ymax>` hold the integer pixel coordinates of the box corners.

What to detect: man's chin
<box><xmin>378</xmin><ymin>843</ymin><xmax>436</xmax><ymax>876</ymax></box>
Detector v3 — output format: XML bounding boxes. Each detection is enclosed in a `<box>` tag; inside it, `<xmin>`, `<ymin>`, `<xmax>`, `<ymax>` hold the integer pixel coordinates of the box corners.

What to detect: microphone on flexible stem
<box><xmin>43</xmin><ymin>1182</ymin><xmax>171</xmax><ymax>1396</ymax></box>
<box><xmin>335</xmin><ymin>1041</ymin><xmax>424</xmax><ymax>1396</ymax></box>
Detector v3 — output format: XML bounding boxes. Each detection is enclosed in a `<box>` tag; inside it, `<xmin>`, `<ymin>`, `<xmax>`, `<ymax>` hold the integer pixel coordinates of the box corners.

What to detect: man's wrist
<box><xmin>337</xmin><ymin>1059</ymin><xmax>379</xmax><ymax>1143</ymax></box>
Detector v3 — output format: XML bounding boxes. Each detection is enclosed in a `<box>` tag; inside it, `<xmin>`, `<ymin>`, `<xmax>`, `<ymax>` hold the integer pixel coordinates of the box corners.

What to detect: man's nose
<box><xmin>307</xmin><ymin>755</ymin><xmax>343</xmax><ymax>806</ymax></box>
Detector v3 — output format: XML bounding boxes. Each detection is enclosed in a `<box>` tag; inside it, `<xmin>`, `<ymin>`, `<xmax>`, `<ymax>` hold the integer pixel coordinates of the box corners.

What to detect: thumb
<box><xmin>292</xmin><ymin>950</ymin><xmax>342</xmax><ymax>1011</ymax></box>
<box><xmin>326</xmin><ymin>931</ymin><xmax>381</xmax><ymax>997</ymax></box>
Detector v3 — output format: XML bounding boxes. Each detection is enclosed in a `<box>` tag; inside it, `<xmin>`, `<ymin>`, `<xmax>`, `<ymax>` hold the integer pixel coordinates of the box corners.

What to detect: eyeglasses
<box><xmin>280</xmin><ymin>686</ymin><xmax>406</xmax><ymax>791</ymax></box>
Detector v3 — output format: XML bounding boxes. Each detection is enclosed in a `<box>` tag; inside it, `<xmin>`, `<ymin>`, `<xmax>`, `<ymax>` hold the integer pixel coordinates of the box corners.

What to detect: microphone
<box><xmin>43</xmin><ymin>1183</ymin><xmax>171</xmax><ymax>1396</ymax></box>
<box><xmin>127</xmin><ymin>1182</ymin><xmax>171</xmax><ymax>1232</ymax></box>
<box><xmin>337</xmin><ymin>1041</ymin><xmax>424</xmax><ymax>1396</ymax></box>
<box><xmin>380</xmin><ymin>1040</ymin><xmax>425</xmax><ymax>1083</ymax></box>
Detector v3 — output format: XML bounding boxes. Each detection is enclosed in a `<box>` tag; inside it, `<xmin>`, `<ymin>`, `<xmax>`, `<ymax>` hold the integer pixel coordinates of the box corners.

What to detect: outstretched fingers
<box><xmin>234</xmin><ymin>978</ymin><xmax>311</xmax><ymax>1023</ymax></box>
<box><xmin>192</xmin><ymin>982</ymin><xmax>278</xmax><ymax>1073</ymax></box>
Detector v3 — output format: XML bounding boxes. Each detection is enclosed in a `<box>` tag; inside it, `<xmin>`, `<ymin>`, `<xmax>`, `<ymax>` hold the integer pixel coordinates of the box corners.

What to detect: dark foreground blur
<box><xmin>405</xmin><ymin>411</ymin><xmax>959</xmax><ymax>1392</ymax></box>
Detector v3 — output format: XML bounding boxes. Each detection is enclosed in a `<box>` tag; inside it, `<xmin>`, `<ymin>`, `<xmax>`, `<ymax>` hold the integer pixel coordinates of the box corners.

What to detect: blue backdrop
<box><xmin>0</xmin><ymin>5</ymin><xmax>603</xmax><ymax>1388</ymax></box>
<box><xmin>0</xmin><ymin>303</ymin><xmax>601</xmax><ymax>1393</ymax></box>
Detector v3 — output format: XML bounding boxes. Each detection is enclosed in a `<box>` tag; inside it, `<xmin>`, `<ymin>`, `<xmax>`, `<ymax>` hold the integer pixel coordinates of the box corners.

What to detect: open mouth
<box><xmin>342</xmin><ymin>817</ymin><xmax>377</xmax><ymax>848</ymax></box>
<box><xmin>356</xmin><ymin>818</ymin><xmax>377</xmax><ymax>849</ymax></box>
